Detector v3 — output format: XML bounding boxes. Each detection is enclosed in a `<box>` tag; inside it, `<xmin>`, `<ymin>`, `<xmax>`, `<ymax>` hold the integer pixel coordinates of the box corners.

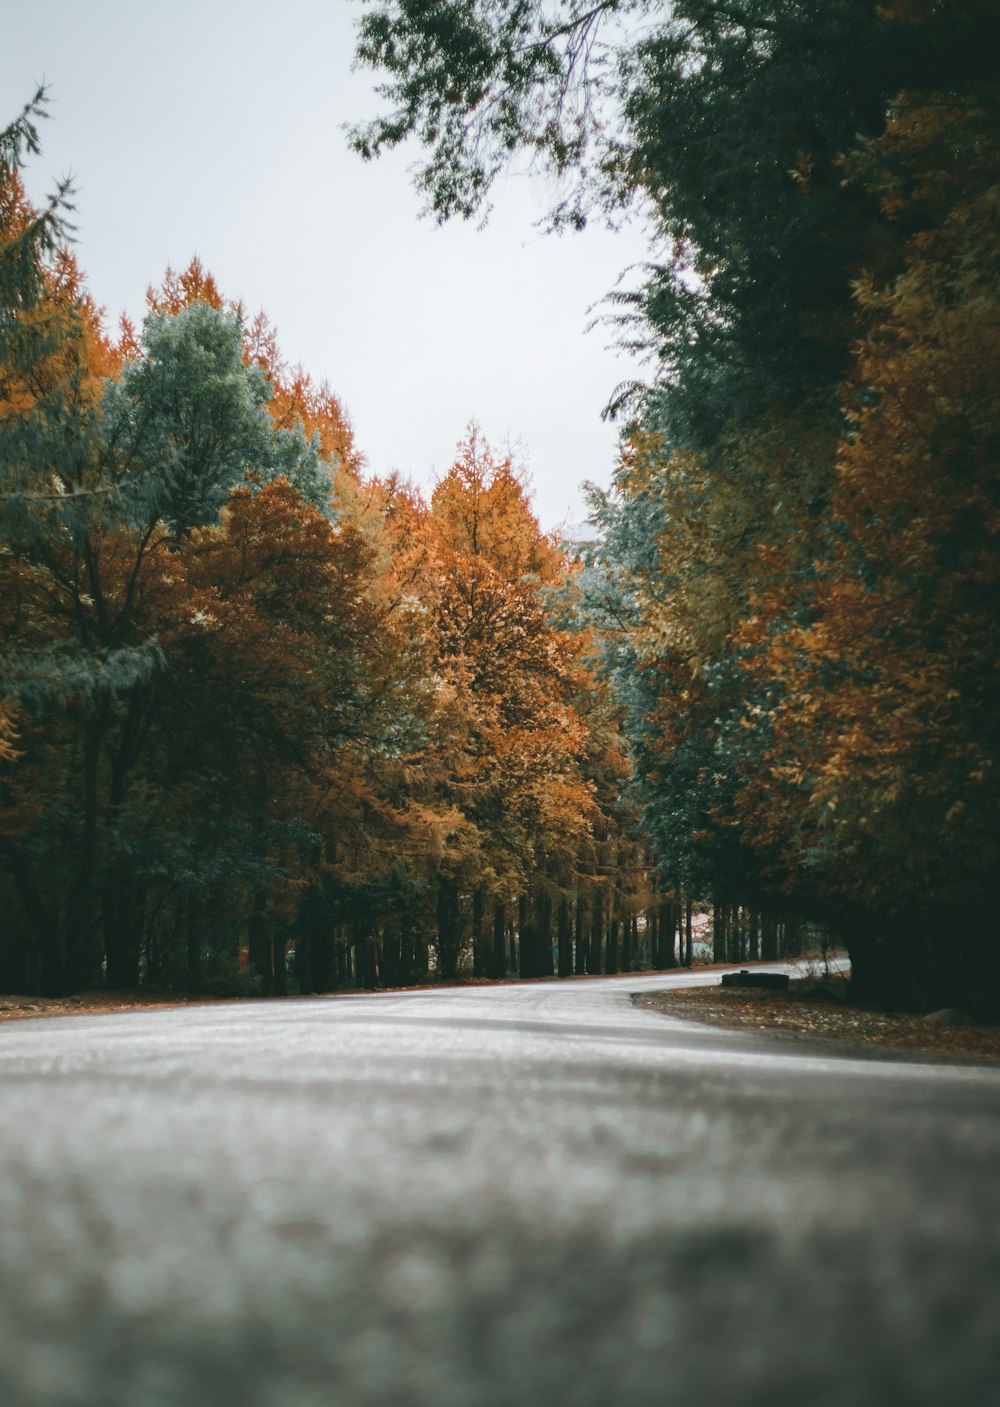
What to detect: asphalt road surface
<box><xmin>1</xmin><ymin>969</ymin><xmax>999</xmax><ymax>1407</ymax></box>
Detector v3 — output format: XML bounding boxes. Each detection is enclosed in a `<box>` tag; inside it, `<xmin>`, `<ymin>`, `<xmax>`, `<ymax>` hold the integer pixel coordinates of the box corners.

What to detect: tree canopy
<box><xmin>1</xmin><ymin>98</ymin><xmax>661</xmax><ymax>996</ymax></box>
<box><xmin>3</xmin><ymin>0</ymin><xmax>997</xmax><ymax>1012</ymax></box>
<box><xmin>352</xmin><ymin>0</ymin><xmax>1000</xmax><ymax>1011</ymax></box>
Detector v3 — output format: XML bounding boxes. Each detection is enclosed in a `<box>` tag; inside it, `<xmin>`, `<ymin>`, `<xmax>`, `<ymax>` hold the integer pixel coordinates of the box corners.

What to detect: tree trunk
<box><xmin>517</xmin><ymin>894</ymin><xmax>534</xmax><ymax>978</ymax></box>
<box><xmin>102</xmin><ymin>863</ymin><xmax>140</xmax><ymax>989</ymax></box>
<box><xmin>65</xmin><ymin>714</ymin><xmax>104</xmax><ymax>992</ymax></box>
<box><xmin>761</xmin><ymin>913</ymin><xmax>778</xmax><ymax>961</ymax></box>
<box><xmin>538</xmin><ymin>889</ymin><xmax>554</xmax><ymax>977</ymax></box>
<box><xmin>573</xmin><ymin>891</ymin><xmax>588</xmax><ymax>975</ymax></box>
<box><xmin>312</xmin><ymin>894</ymin><xmax>336</xmax><ymax>994</ymax></box>
<box><xmin>713</xmin><ymin>902</ymin><xmax>726</xmax><ymax>963</ymax></box>
<box><xmin>783</xmin><ymin>914</ymin><xmax>801</xmax><ymax>958</ymax></box>
<box><xmin>749</xmin><ymin>911</ymin><xmax>761</xmax><ymax>963</ymax></box>
<box><xmin>332</xmin><ymin>935</ymin><xmax>344</xmax><ymax>988</ymax></box>
<box><xmin>472</xmin><ymin>886</ymin><xmax>487</xmax><ymax>977</ymax></box>
<box><xmin>660</xmin><ymin>899</ymin><xmax>678</xmax><ymax>969</ymax></box>
<box><xmin>272</xmin><ymin>927</ymin><xmax>288</xmax><ymax>996</ymax></box>
<box><xmin>398</xmin><ymin>911</ymin><xmax>415</xmax><ymax>984</ymax></box>
<box><xmin>557</xmin><ymin>894</ymin><xmax>573</xmax><ymax>977</ymax></box>
<box><xmin>436</xmin><ymin>877</ymin><xmax>461</xmax><ymax>982</ymax></box>
<box><xmin>6</xmin><ymin>847</ymin><xmax>64</xmax><ymax>995</ymax></box>
<box><xmin>380</xmin><ymin>919</ymin><xmax>400</xmax><ymax>988</ymax></box>
<box><xmin>648</xmin><ymin>907</ymin><xmax>659</xmax><ymax>968</ymax></box>
<box><xmin>296</xmin><ymin>897</ymin><xmax>316</xmax><ymax>995</ymax></box>
<box><xmin>605</xmin><ymin>890</ymin><xmax>619</xmax><ymax>975</ymax></box>
<box><xmin>587</xmin><ymin>889</ymin><xmax>603</xmax><ymax>974</ymax></box>
<box><xmin>492</xmin><ymin>901</ymin><xmax>507</xmax><ymax>979</ymax></box>
<box><xmin>249</xmin><ymin>890</ymin><xmax>271</xmax><ymax>992</ymax></box>
<box><xmin>355</xmin><ymin>924</ymin><xmax>377</xmax><ymax>989</ymax></box>
<box><xmin>186</xmin><ymin>892</ymin><xmax>202</xmax><ymax>994</ymax></box>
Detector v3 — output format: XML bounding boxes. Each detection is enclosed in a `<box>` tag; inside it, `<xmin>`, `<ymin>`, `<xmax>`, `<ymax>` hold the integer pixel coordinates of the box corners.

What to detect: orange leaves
<box><xmin>0</xmin><ymin>173</ymin><xmax>109</xmax><ymax>435</ymax></box>
<box><xmin>177</xmin><ymin>481</ymin><xmax>377</xmax><ymax>703</ymax></box>
<box><xmin>724</xmin><ymin>63</ymin><xmax>1000</xmax><ymax>913</ymax></box>
<box><xmin>0</xmin><ymin>136</ymin><xmax>638</xmax><ymax>975</ymax></box>
<box><xmin>145</xmin><ymin>258</ymin><xmax>223</xmax><ymax>316</ymax></box>
<box><xmin>431</xmin><ymin>423</ymin><xmax>563</xmax><ymax>582</ymax></box>
<box><xmin>346</xmin><ymin>423</ymin><xmax>613</xmax><ymax>894</ymax></box>
<box><xmin>0</xmin><ymin>704</ymin><xmax>19</xmax><ymax>764</ymax></box>
<box><xmin>245</xmin><ymin>306</ymin><xmax>363</xmax><ymax>476</ymax></box>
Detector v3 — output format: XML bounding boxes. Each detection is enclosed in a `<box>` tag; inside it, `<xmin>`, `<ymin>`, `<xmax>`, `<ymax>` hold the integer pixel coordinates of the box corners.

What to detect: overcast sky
<box><xmin>3</xmin><ymin>0</ymin><xmax>653</xmax><ymax>532</ymax></box>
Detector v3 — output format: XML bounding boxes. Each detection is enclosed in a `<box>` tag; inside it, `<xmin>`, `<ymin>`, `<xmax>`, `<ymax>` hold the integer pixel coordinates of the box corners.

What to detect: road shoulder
<box><xmin>633</xmin><ymin>983</ymin><xmax>1000</xmax><ymax>1065</ymax></box>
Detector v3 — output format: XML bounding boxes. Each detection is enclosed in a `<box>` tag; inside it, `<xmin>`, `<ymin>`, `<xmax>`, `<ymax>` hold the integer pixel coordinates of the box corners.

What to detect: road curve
<box><xmin>1</xmin><ymin>970</ymin><xmax>998</xmax><ymax>1407</ymax></box>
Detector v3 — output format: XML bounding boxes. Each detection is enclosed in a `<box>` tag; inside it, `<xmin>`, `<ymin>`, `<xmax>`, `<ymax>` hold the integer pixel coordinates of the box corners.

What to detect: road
<box><xmin>1</xmin><ymin>968</ymin><xmax>998</xmax><ymax>1407</ymax></box>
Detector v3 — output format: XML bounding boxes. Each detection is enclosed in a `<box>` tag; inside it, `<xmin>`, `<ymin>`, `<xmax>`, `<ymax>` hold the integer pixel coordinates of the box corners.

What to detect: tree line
<box><xmin>352</xmin><ymin>0</ymin><xmax>1000</xmax><ymax>1015</ymax></box>
<box><xmin>2</xmin><ymin>96</ymin><xmax>807</xmax><ymax>996</ymax></box>
<box><xmin>6</xmin><ymin>0</ymin><xmax>996</xmax><ymax>1013</ymax></box>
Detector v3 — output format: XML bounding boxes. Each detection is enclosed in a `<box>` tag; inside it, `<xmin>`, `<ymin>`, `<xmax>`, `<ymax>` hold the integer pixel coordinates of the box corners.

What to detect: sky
<box><xmin>3</xmin><ymin>0</ymin><xmax>654</xmax><ymax>533</ymax></box>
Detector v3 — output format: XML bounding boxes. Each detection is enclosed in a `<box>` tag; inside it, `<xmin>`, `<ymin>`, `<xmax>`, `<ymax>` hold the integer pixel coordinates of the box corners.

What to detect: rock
<box><xmin>720</xmin><ymin>970</ymin><xmax>790</xmax><ymax>991</ymax></box>
<box><xmin>922</xmin><ymin>1008</ymin><xmax>978</xmax><ymax>1027</ymax></box>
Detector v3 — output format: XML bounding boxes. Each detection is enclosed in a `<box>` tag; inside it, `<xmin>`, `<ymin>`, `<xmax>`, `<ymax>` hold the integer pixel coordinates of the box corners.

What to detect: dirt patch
<box><xmin>0</xmin><ymin>991</ymin><xmax>242</xmax><ymax>1023</ymax></box>
<box><xmin>635</xmin><ymin>979</ymin><xmax>1000</xmax><ymax>1064</ymax></box>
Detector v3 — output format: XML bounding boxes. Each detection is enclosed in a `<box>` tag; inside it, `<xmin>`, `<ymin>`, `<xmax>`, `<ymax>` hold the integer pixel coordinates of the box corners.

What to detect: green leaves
<box><xmin>350</xmin><ymin>0</ymin><xmax>629</xmax><ymax>222</ymax></box>
<box><xmin>104</xmin><ymin>302</ymin><xmax>331</xmax><ymax>538</ymax></box>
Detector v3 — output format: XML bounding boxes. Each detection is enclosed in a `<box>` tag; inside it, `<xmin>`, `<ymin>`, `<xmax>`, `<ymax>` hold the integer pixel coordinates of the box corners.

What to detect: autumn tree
<box><xmin>0</xmin><ymin>91</ymin><xmax>159</xmax><ymax>991</ymax></box>
<box><xmin>0</xmin><ymin>130</ymin><xmax>386</xmax><ymax>994</ymax></box>
<box><xmin>139</xmin><ymin>259</ymin><xmax>364</xmax><ymax>482</ymax></box>
<box><xmin>353</xmin><ymin>1</ymin><xmax>1000</xmax><ymax>1006</ymax></box>
<box><xmin>419</xmin><ymin>428</ymin><xmax>627</xmax><ymax>979</ymax></box>
<box><xmin>729</xmin><ymin>31</ymin><xmax>1000</xmax><ymax>1009</ymax></box>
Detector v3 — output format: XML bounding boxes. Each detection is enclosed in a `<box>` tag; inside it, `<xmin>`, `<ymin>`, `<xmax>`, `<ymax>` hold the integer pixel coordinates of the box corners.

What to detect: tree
<box><xmin>0</xmin><ymin>152</ymin><xmax>361</xmax><ymax>991</ymax></box>
<box><xmin>352</xmin><ymin>1</ymin><xmax>1000</xmax><ymax>1008</ymax></box>
<box><xmin>0</xmin><ymin>92</ymin><xmax>164</xmax><ymax>991</ymax></box>
<box><xmin>349</xmin><ymin>0</ymin><xmax>631</xmax><ymax>225</ymax></box>
<box><xmin>729</xmin><ymin>49</ymin><xmax>1000</xmax><ymax>1009</ymax></box>
<box><xmin>104</xmin><ymin>301</ymin><xmax>334</xmax><ymax>537</ymax></box>
<box><xmin>420</xmin><ymin>427</ymin><xmax>643</xmax><ymax>980</ymax></box>
<box><xmin>351</xmin><ymin>2</ymin><xmax>963</xmax><ymax>430</ymax></box>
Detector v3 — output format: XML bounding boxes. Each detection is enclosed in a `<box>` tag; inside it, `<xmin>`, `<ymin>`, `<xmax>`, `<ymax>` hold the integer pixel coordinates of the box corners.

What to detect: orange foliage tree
<box><xmin>2</xmin><ymin>99</ymin><xmax>658</xmax><ymax>996</ymax></box>
<box><xmin>732</xmin><ymin>65</ymin><xmax>1000</xmax><ymax>1007</ymax></box>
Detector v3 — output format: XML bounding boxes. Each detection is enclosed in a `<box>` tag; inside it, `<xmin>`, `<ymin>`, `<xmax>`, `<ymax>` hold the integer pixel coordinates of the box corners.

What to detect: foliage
<box><xmin>595</xmin><ymin>2</ymin><xmax>1000</xmax><ymax>1008</ymax></box>
<box><xmin>1</xmin><ymin>104</ymin><xmax>649</xmax><ymax>996</ymax></box>
<box><xmin>351</xmin><ymin>0</ymin><xmax>1000</xmax><ymax>1008</ymax></box>
<box><xmin>727</xmin><ymin>65</ymin><xmax>1000</xmax><ymax>1004</ymax></box>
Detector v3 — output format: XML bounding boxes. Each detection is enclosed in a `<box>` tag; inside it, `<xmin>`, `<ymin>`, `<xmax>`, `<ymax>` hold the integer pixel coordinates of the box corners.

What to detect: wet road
<box><xmin>1</xmin><ymin>970</ymin><xmax>998</xmax><ymax>1407</ymax></box>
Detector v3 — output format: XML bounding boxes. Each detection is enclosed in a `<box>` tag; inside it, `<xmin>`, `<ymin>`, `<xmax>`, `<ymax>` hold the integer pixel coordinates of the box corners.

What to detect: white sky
<box><xmin>3</xmin><ymin>0</ymin><xmax>654</xmax><ymax>532</ymax></box>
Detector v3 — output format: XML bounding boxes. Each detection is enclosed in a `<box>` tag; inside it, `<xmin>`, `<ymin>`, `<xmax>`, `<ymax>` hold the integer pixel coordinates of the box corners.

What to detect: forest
<box><xmin>2</xmin><ymin>0</ymin><xmax>998</xmax><ymax>1014</ymax></box>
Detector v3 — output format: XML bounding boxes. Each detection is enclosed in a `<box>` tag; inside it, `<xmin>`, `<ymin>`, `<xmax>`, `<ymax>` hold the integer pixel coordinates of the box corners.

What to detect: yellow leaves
<box><xmin>0</xmin><ymin>702</ymin><xmax>20</xmax><ymax>763</ymax></box>
<box><xmin>356</xmin><ymin>421</ymin><xmax>626</xmax><ymax>884</ymax></box>
<box><xmin>788</xmin><ymin>149</ymin><xmax>814</xmax><ymax>191</ymax></box>
<box><xmin>187</xmin><ymin>606</ymin><xmax>220</xmax><ymax>631</ymax></box>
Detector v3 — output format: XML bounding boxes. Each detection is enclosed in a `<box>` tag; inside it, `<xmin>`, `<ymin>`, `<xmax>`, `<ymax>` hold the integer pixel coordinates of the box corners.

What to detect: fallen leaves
<box><xmin>636</xmin><ymin>980</ymin><xmax>1000</xmax><ymax>1063</ymax></box>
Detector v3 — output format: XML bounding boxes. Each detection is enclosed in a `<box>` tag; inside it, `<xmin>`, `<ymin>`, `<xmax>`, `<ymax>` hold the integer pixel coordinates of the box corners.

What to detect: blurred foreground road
<box><xmin>1</xmin><ymin>968</ymin><xmax>999</xmax><ymax>1407</ymax></box>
